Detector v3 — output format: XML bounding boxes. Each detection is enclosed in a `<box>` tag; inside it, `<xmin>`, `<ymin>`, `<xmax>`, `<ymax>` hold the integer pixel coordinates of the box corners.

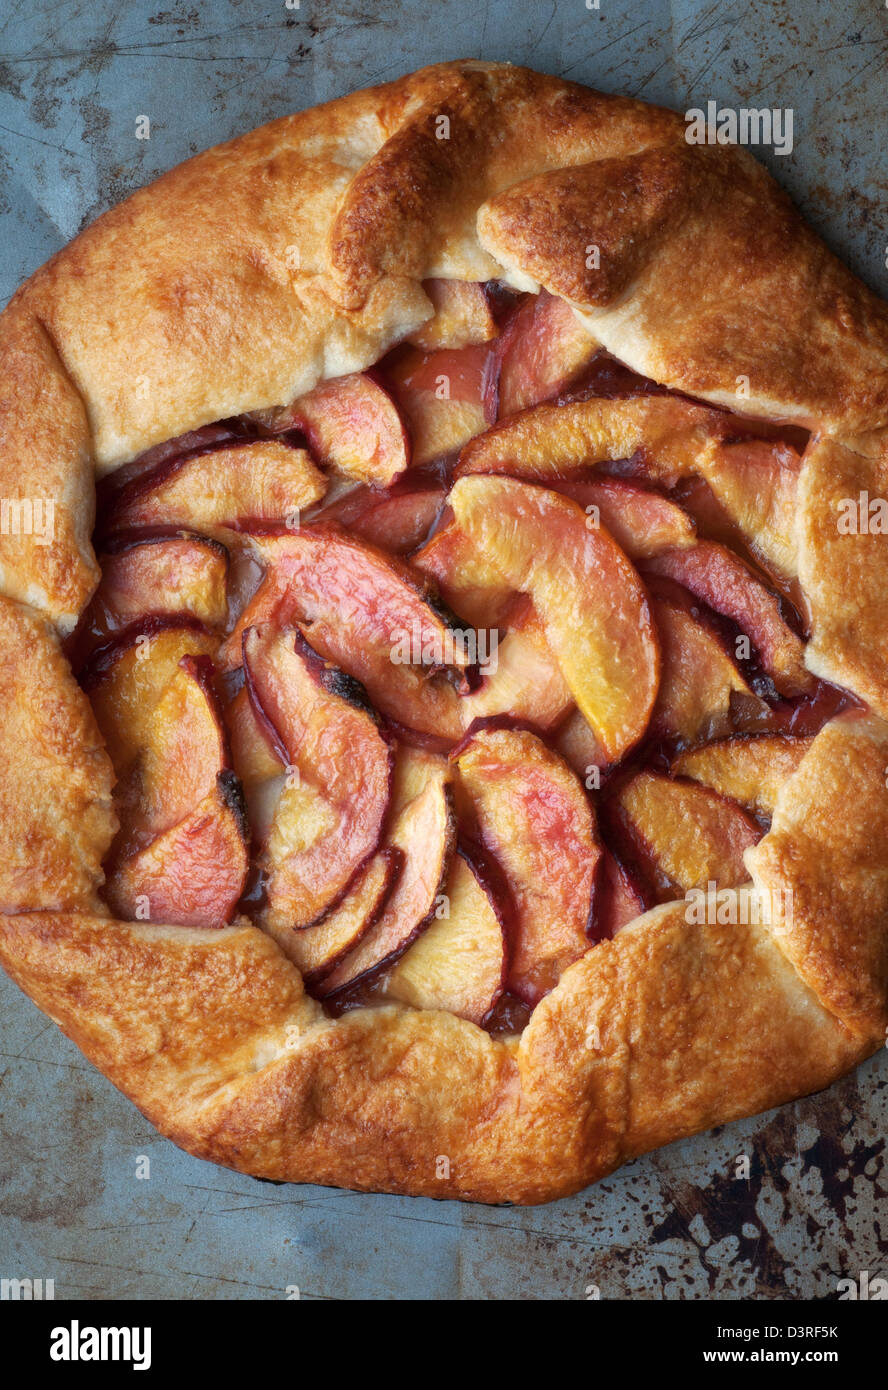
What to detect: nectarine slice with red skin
<box><xmin>98</xmin><ymin>649</ymin><xmax>246</xmax><ymax>925</ymax></box>
<box><xmin>457</xmin><ymin>392</ymin><xmax>727</xmax><ymax>481</ymax></box>
<box><xmin>224</xmin><ymin>526</ymin><xmax>470</xmax><ymax>743</ymax></box>
<box><xmin>386</xmin><ymin>342</ymin><xmax>495</xmax><ymax>466</ymax></box>
<box><xmin>311</xmin><ymin>479</ymin><xmax>445</xmax><ymax>554</ymax></box>
<box><xmin>412</xmin><ymin>520</ymin><xmax>515</xmax><ymax>628</ymax></box>
<box><xmin>226</xmin><ymin>525</ymin><xmax>470</xmax><ymax>672</ymax></box>
<box><xmin>224</xmin><ymin>685</ymin><xmax>286</xmax><ymax>843</ymax></box>
<box><xmin>457</xmin><ymin>613</ymin><xmax>573</xmax><ymax>733</ymax></box>
<box><xmin>448</xmin><ymin>476</ymin><xmax>661</xmax><ymax>761</ymax></box>
<box><xmin>127</xmin><ymin>653</ymin><xmax>230</xmax><ymax>848</ymax></box>
<box><xmin>610</xmin><ymin>771</ymin><xmax>762</xmax><ymax>902</ymax></box>
<box><xmin>700</xmin><ymin>440</ymin><xmax>801</xmax><ymax>579</ymax></box>
<box><xmin>303</xmin><ymin>615</ymin><xmax>465</xmax><ymax>752</ymax></box>
<box><xmin>489</xmin><ymin>291</ymin><xmax>599</xmax><ymax>419</ymax></box>
<box><xmin>413</xmin><ymin>520</ymin><xmax>576</xmax><ymax>731</ymax></box>
<box><xmin>594</xmin><ymin>849</ymin><xmax>648</xmax><ymax>939</ymax></box>
<box><xmin>671</xmin><ymin>734</ymin><xmax>813</xmax><ymax>819</ymax></box>
<box><xmin>454</xmin><ymin>726</ymin><xmax>601</xmax><ymax>1005</ymax></box>
<box><xmin>105</xmin><ymin>771</ymin><xmax>249</xmax><ymax>928</ymax></box>
<box><xmin>407</xmin><ymin>279</ymin><xmax>498</xmax><ymax>352</ymax></box>
<box><xmin>83</xmin><ymin>618</ymin><xmax>219</xmax><ymax>774</ymax></box>
<box><xmin>553</xmin><ymin>707</ymin><xmax>609</xmax><ymax>779</ymax></box>
<box><xmin>315</xmin><ymin>769</ymin><xmax>456</xmax><ymax>997</ymax></box>
<box><xmin>95</xmin><ymin>531</ymin><xmax>229</xmax><ymax>630</ymax></box>
<box><xmin>552</xmin><ymin>478</ymin><xmax>696</xmax><ymax>559</ymax></box>
<box><xmin>643</xmin><ymin>541</ymin><xmax>814</xmax><ymax>697</ymax></box>
<box><xmin>269</xmin><ymin>846</ymin><xmax>404</xmax><ymax>984</ymax></box>
<box><xmin>267</xmin><ymin>372</ymin><xmax>410</xmax><ymax>486</ymax></box>
<box><xmin>105</xmin><ymin>440</ymin><xmax>326</xmax><ymax>538</ymax></box>
<box><xmin>650</xmin><ymin>596</ymin><xmax>757</xmax><ymax>745</ymax></box>
<box><xmin>384</xmin><ymin>845</ymin><xmax>507</xmax><ymax>1024</ymax></box>
<box><xmin>243</xmin><ymin>626</ymin><xmax>393</xmax><ymax>928</ymax></box>
<box><xmin>226</xmin><ymin>685</ymin><xmax>284</xmax><ymax>787</ymax></box>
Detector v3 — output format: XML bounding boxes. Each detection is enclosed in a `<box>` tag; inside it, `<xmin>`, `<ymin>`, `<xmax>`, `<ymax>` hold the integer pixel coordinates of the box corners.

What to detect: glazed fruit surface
<box><xmin>71</xmin><ymin>280</ymin><xmax>853</xmax><ymax>1032</ymax></box>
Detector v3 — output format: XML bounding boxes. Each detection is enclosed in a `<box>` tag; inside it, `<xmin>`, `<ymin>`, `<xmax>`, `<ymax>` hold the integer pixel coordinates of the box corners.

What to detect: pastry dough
<box><xmin>0</xmin><ymin>61</ymin><xmax>886</xmax><ymax>1203</ymax></box>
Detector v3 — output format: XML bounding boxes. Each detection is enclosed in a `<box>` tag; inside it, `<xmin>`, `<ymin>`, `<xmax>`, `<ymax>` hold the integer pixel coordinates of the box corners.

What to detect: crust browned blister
<box><xmin>0</xmin><ymin>59</ymin><xmax>886</xmax><ymax>1203</ymax></box>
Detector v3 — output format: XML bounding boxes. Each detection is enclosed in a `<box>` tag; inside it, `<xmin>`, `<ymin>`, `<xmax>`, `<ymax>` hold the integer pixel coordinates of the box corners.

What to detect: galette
<box><xmin>1</xmin><ymin>61</ymin><xmax>887</xmax><ymax>1204</ymax></box>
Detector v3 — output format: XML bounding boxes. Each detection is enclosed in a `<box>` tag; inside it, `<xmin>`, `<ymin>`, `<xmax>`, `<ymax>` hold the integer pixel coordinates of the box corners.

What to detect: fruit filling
<box><xmin>73</xmin><ymin>279</ymin><xmax>859</xmax><ymax>1034</ymax></box>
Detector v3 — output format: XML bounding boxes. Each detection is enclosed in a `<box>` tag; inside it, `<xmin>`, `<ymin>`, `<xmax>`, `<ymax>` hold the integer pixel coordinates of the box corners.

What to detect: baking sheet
<box><xmin>1</xmin><ymin>0</ymin><xmax>886</xmax><ymax>1299</ymax></box>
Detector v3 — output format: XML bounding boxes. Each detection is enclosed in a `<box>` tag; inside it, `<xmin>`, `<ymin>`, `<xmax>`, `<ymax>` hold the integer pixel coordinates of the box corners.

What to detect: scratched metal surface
<box><xmin>1</xmin><ymin>0</ymin><xmax>887</xmax><ymax>1301</ymax></box>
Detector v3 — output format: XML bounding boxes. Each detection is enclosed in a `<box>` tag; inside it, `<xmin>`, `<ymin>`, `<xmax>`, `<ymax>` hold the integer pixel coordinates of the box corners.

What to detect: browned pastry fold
<box><xmin>479</xmin><ymin>144</ymin><xmax>888</xmax><ymax>431</ymax></box>
<box><xmin>0</xmin><ymin>887</ymin><xmax>869</xmax><ymax>1203</ymax></box>
<box><xmin>0</xmin><ymin>597</ymin><xmax>116</xmax><ymax>914</ymax></box>
<box><xmin>746</xmin><ymin>713</ymin><xmax>888</xmax><ymax>1039</ymax></box>
<box><xmin>797</xmin><ymin>431</ymin><xmax>888</xmax><ymax>712</ymax></box>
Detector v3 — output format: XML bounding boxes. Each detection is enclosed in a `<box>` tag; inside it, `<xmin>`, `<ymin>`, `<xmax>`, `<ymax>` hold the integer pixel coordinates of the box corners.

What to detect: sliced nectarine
<box><xmin>226</xmin><ymin>684</ymin><xmax>284</xmax><ymax>786</ymax></box>
<box><xmin>312</xmin><ymin>480</ymin><xmax>445</xmax><ymax>554</ymax></box>
<box><xmin>386</xmin><ymin>343</ymin><xmax>494</xmax><ymax>466</ymax></box>
<box><xmin>407</xmin><ymin>279</ymin><xmax>498</xmax><ymax>352</ymax></box>
<box><xmin>243</xmin><ymin>626</ymin><xmax>393</xmax><ymax>928</ymax></box>
<box><xmin>552</xmin><ymin>478</ymin><xmax>696</xmax><ymax>559</ymax></box>
<box><xmin>315</xmin><ymin>766</ymin><xmax>456</xmax><ymax>996</ymax></box>
<box><xmin>611</xmin><ymin>771</ymin><xmax>762</xmax><ymax>899</ymax></box>
<box><xmin>129</xmin><ymin>654</ymin><xmax>229</xmax><ymax>845</ymax></box>
<box><xmin>644</xmin><ymin>541</ymin><xmax>813</xmax><ymax>696</ymax></box>
<box><xmin>384</xmin><ymin>846</ymin><xmax>507</xmax><ymax>1024</ymax></box>
<box><xmin>651</xmin><ymin>596</ymin><xmax>756</xmax><ymax>744</ymax></box>
<box><xmin>698</xmin><ymin>440</ymin><xmax>801</xmax><ymax>579</ymax></box>
<box><xmin>491</xmin><ymin>291</ymin><xmax>599</xmax><ymax>418</ymax></box>
<box><xmin>456</xmin><ymin>393</ymin><xmax>725</xmax><ymax>480</ymax></box>
<box><xmin>266</xmin><ymin>372</ymin><xmax>410</xmax><ymax>486</ymax></box>
<box><xmin>225</xmin><ymin>527</ymin><xmax>470</xmax><ymax>744</ymax></box>
<box><xmin>83</xmin><ymin>619</ymin><xmax>219</xmax><ymax>774</ymax></box>
<box><xmin>449</xmin><ymin>477</ymin><xmax>660</xmax><ymax>761</ymax></box>
<box><xmin>454</xmin><ymin>726</ymin><xmax>600</xmax><ymax>1004</ymax></box>
<box><xmin>224</xmin><ymin>685</ymin><xmax>285</xmax><ymax>842</ymax></box>
<box><xmin>671</xmin><ymin>734</ymin><xmax>813</xmax><ymax>818</ymax></box>
<box><xmin>106</xmin><ymin>440</ymin><xmax>326</xmax><ymax>537</ymax></box>
<box><xmin>594</xmin><ymin>850</ymin><xmax>647</xmax><ymax>938</ymax></box>
<box><xmin>105</xmin><ymin>771</ymin><xmax>248</xmax><ymax>928</ymax></box>
<box><xmin>95</xmin><ymin>532</ymin><xmax>229</xmax><ymax>630</ymax></box>
<box><xmin>269</xmin><ymin>846</ymin><xmax>403</xmax><ymax>983</ymax></box>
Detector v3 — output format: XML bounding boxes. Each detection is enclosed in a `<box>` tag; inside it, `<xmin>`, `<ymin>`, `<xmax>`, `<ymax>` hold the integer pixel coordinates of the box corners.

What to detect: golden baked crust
<box><xmin>0</xmin><ymin>597</ymin><xmax>116</xmax><ymax>914</ymax></box>
<box><xmin>746</xmin><ymin>713</ymin><xmax>888</xmax><ymax>1040</ymax></box>
<box><xmin>797</xmin><ymin>430</ymin><xmax>888</xmax><ymax>715</ymax></box>
<box><xmin>479</xmin><ymin>144</ymin><xmax>888</xmax><ymax>431</ymax></box>
<box><xmin>0</xmin><ymin>303</ymin><xmax>98</xmax><ymax>625</ymax></box>
<box><xmin>0</xmin><ymin>59</ymin><xmax>887</xmax><ymax>1203</ymax></box>
<box><xmin>0</xmin><ymin>891</ymin><xmax>867</xmax><ymax>1204</ymax></box>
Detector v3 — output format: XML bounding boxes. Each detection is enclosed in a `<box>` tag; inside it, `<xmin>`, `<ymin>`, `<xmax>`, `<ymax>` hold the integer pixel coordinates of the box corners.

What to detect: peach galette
<box><xmin>70</xmin><ymin>330</ymin><xmax>845</xmax><ymax>1026</ymax></box>
<box><xmin>1</xmin><ymin>62</ymin><xmax>888</xmax><ymax>1205</ymax></box>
